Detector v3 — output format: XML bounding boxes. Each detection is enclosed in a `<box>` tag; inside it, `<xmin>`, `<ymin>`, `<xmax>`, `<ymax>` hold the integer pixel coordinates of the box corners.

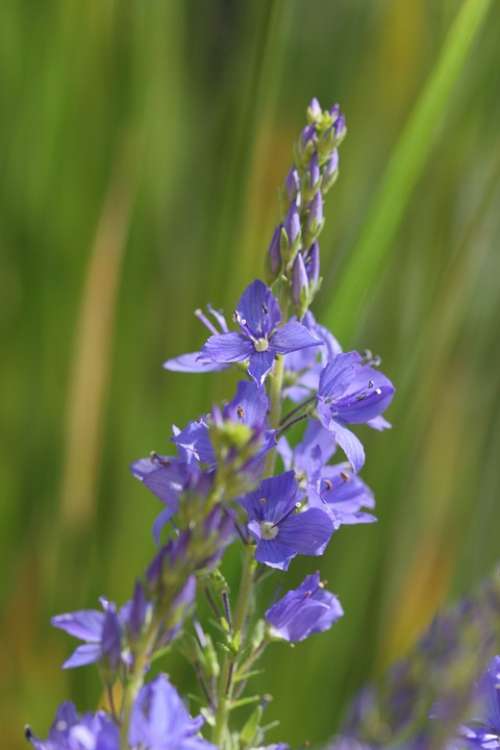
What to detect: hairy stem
<box><xmin>213</xmin><ymin>544</ymin><xmax>256</xmax><ymax>747</ymax></box>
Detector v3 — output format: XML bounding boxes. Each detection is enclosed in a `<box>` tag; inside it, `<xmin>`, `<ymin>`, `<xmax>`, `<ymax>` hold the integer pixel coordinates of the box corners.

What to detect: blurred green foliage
<box><xmin>1</xmin><ymin>1</ymin><xmax>500</xmax><ymax>747</ymax></box>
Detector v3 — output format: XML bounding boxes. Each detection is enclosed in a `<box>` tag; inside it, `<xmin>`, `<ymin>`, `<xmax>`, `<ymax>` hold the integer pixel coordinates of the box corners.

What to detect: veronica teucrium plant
<box><xmin>26</xmin><ymin>99</ymin><xmax>396</xmax><ymax>750</ymax></box>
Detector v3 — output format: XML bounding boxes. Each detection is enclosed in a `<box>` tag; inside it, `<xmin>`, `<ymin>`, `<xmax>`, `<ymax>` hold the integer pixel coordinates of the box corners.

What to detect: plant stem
<box><xmin>213</xmin><ymin>544</ymin><xmax>256</xmax><ymax>747</ymax></box>
<box><xmin>264</xmin><ymin>354</ymin><xmax>285</xmax><ymax>477</ymax></box>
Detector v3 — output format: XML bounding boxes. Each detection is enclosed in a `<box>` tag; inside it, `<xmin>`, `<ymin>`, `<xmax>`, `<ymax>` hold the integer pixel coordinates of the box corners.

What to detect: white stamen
<box><xmin>260</xmin><ymin>521</ymin><xmax>279</xmax><ymax>540</ymax></box>
<box><xmin>254</xmin><ymin>337</ymin><xmax>269</xmax><ymax>352</ymax></box>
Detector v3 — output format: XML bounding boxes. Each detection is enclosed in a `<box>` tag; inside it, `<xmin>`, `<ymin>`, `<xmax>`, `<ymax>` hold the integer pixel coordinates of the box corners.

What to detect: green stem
<box><xmin>213</xmin><ymin>544</ymin><xmax>256</xmax><ymax>747</ymax></box>
<box><xmin>264</xmin><ymin>354</ymin><xmax>285</xmax><ymax>477</ymax></box>
<box><xmin>119</xmin><ymin>628</ymin><xmax>157</xmax><ymax>749</ymax></box>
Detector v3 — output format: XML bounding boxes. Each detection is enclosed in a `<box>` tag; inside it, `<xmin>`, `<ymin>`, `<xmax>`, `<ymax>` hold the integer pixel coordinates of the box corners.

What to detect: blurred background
<box><xmin>1</xmin><ymin>0</ymin><xmax>500</xmax><ymax>746</ymax></box>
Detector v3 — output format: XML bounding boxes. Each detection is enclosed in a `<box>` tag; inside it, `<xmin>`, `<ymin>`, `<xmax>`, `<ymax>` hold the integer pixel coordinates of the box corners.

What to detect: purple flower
<box><xmin>319</xmin><ymin>464</ymin><xmax>376</xmax><ymax>528</ymax></box>
<box><xmin>129</xmin><ymin>674</ymin><xmax>215</xmax><ymax>750</ymax></box>
<box><xmin>52</xmin><ymin>600</ymin><xmax>122</xmax><ymax>671</ymax></box>
<box><xmin>278</xmin><ymin>423</ymin><xmax>375</xmax><ymax>528</ymax></box>
<box><xmin>165</xmin><ymin>281</ymin><xmax>319</xmax><ymax>385</ymax></box>
<box><xmin>459</xmin><ymin>656</ymin><xmax>500</xmax><ymax>749</ymax></box>
<box><xmin>240</xmin><ymin>471</ymin><xmax>333</xmax><ymax>570</ymax></box>
<box><xmin>265</xmin><ymin>572</ymin><xmax>343</xmax><ymax>642</ymax></box>
<box><xmin>131</xmin><ymin>454</ymin><xmax>200</xmax><ymax>542</ymax></box>
<box><xmin>277</xmin><ymin>420</ymin><xmax>337</xmax><ymax>500</ymax></box>
<box><xmin>26</xmin><ymin>703</ymin><xmax>118</xmax><ymax>750</ymax></box>
<box><xmin>283</xmin><ymin>311</ymin><xmax>341</xmax><ymax>402</ymax></box>
<box><xmin>316</xmin><ymin>352</ymin><xmax>395</xmax><ymax>471</ymax></box>
<box><xmin>173</xmin><ymin>380</ymin><xmax>271</xmax><ymax>466</ymax></box>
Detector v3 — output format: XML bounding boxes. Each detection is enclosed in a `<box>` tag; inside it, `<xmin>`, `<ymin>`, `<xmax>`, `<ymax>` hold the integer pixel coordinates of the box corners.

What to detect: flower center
<box><xmin>254</xmin><ymin>337</ymin><xmax>269</xmax><ymax>352</ymax></box>
<box><xmin>260</xmin><ymin>521</ymin><xmax>279</xmax><ymax>540</ymax></box>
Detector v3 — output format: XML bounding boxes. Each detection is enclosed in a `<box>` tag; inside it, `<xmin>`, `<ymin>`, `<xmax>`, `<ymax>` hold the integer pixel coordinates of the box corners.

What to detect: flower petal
<box><xmin>163</xmin><ymin>351</ymin><xmax>227</xmax><ymax>373</ymax></box>
<box><xmin>224</xmin><ymin>380</ymin><xmax>269</xmax><ymax>427</ymax></box>
<box><xmin>236</xmin><ymin>280</ymin><xmax>281</xmax><ymax>338</ymax></box>
<box><xmin>51</xmin><ymin>610</ymin><xmax>104</xmax><ymax>641</ymax></box>
<box><xmin>330</xmin><ymin>421</ymin><xmax>365</xmax><ymax>472</ymax></box>
<box><xmin>367</xmin><ymin>415</ymin><xmax>392</xmax><ymax>431</ymax></box>
<box><xmin>203</xmin><ymin>332</ymin><xmax>252</xmax><ymax>363</ymax></box>
<box><xmin>271</xmin><ymin>321</ymin><xmax>321</xmax><ymax>354</ymax></box>
<box><xmin>278</xmin><ymin>508</ymin><xmax>333</xmax><ymax>556</ymax></box>
<box><xmin>172</xmin><ymin>420</ymin><xmax>215</xmax><ymax>465</ymax></box>
<box><xmin>255</xmin><ymin>539</ymin><xmax>294</xmax><ymax>570</ymax></box>
<box><xmin>62</xmin><ymin>643</ymin><xmax>102</xmax><ymax>669</ymax></box>
<box><xmin>248</xmin><ymin>351</ymin><xmax>275</xmax><ymax>385</ymax></box>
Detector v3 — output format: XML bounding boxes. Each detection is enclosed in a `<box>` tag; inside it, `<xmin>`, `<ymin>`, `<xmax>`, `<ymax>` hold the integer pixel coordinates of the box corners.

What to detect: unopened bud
<box><xmin>308</xmin><ymin>153</ymin><xmax>321</xmax><ymax>192</ymax></box>
<box><xmin>305</xmin><ymin>191</ymin><xmax>324</xmax><ymax>244</ymax></box>
<box><xmin>266</xmin><ymin>225</ymin><xmax>282</xmax><ymax>282</ymax></box>
<box><xmin>305</xmin><ymin>241</ymin><xmax>320</xmax><ymax>290</ymax></box>
<box><xmin>307</xmin><ymin>97</ymin><xmax>322</xmax><ymax>123</ymax></box>
<box><xmin>292</xmin><ymin>253</ymin><xmax>310</xmax><ymax>319</ymax></box>
<box><xmin>282</xmin><ymin>201</ymin><xmax>302</xmax><ymax>264</ymax></box>
<box><xmin>284</xmin><ymin>168</ymin><xmax>301</xmax><ymax>205</ymax></box>
<box><xmin>322</xmin><ymin>149</ymin><xmax>339</xmax><ymax>193</ymax></box>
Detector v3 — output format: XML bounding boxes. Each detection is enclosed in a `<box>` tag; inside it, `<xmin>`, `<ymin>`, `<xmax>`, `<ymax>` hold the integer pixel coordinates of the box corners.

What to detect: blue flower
<box><xmin>277</xmin><ymin>422</ymin><xmax>376</xmax><ymax>528</ymax></box>
<box><xmin>26</xmin><ymin>702</ymin><xmax>118</xmax><ymax>750</ymax></box>
<box><xmin>173</xmin><ymin>380</ymin><xmax>273</xmax><ymax>467</ymax></box>
<box><xmin>164</xmin><ymin>280</ymin><xmax>320</xmax><ymax>385</ymax></box>
<box><xmin>283</xmin><ymin>311</ymin><xmax>341</xmax><ymax>403</ymax></box>
<box><xmin>319</xmin><ymin>465</ymin><xmax>376</xmax><ymax>528</ymax></box>
<box><xmin>51</xmin><ymin>600</ymin><xmax>123</xmax><ymax>671</ymax></box>
<box><xmin>240</xmin><ymin>471</ymin><xmax>333</xmax><ymax>570</ymax></box>
<box><xmin>131</xmin><ymin>454</ymin><xmax>200</xmax><ymax>543</ymax></box>
<box><xmin>316</xmin><ymin>352</ymin><xmax>394</xmax><ymax>471</ymax></box>
<box><xmin>459</xmin><ymin>656</ymin><xmax>500</xmax><ymax>748</ymax></box>
<box><xmin>129</xmin><ymin>674</ymin><xmax>215</xmax><ymax>750</ymax></box>
<box><xmin>265</xmin><ymin>572</ymin><xmax>343</xmax><ymax>642</ymax></box>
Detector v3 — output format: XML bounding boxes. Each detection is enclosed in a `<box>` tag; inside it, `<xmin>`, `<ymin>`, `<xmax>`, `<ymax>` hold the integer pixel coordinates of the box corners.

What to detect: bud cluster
<box><xmin>267</xmin><ymin>98</ymin><xmax>346</xmax><ymax>319</ymax></box>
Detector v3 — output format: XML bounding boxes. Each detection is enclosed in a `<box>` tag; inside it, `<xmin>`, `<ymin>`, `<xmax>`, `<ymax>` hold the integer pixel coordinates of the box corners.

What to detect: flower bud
<box><xmin>282</xmin><ymin>201</ymin><xmax>302</xmax><ymax>265</ymax></box>
<box><xmin>307</xmin><ymin>97</ymin><xmax>322</xmax><ymax>123</ymax></box>
<box><xmin>334</xmin><ymin>112</ymin><xmax>347</xmax><ymax>143</ymax></box>
<box><xmin>292</xmin><ymin>253</ymin><xmax>310</xmax><ymax>319</ymax></box>
<box><xmin>305</xmin><ymin>191</ymin><xmax>324</xmax><ymax>244</ymax></box>
<box><xmin>305</xmin><ymin>241</ymin><xmax>320</xmax><ymax>290</ymax></box>
<box><xmin>308</xmin><ymin>153</ymin><xmax>321</xmax><ymax>193</ymax></box>
<box><xmin>322</xmin><ymin>149</ymin><xmax>339</xmax><ymax>193</ymax></box>
<box><xmin>284</xmin><ymin>168</ymin><xmax>301</xmax><ymax>205</ymax></box>
<box><xmin>266</xmin><ymin>225</ymin><xmax>282</xmax><ymax>282</ymax></box>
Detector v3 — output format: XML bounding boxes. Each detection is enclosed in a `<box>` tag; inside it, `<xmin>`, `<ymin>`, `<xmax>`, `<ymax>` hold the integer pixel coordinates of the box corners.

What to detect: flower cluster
<box><xmin>26</xmin><ymin>100</ymin><xmax>396</xmax><ymax>750</ymax></box>
<box><xmin>329</xmin><ymin>567</ymin><xmax>500</xmax><ymax>749</ymax></box>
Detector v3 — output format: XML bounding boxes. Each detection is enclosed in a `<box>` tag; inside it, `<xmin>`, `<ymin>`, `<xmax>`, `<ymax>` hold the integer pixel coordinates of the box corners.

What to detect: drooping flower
<box><xmin>26</xmin><ymin>703</ymin><xmax>118</xmax><ymax>750</ymax></box>
<box><xmin>51</xmin><ymin>600</ymin><xmax>123</xmax><ymax>671</ymax></box>
<box><xmin>265</xmin><ymin>572</ymin><xmax>343</xmax><ymax>642</ymax></box>
<box><xmin>240</xmin><ymin>471</ymin><xmax>333</xmax><ymax>570</ymax></box>
<box><xmin>316</xmin><ymin>352</ymin><xmax>395</xmax><ymax>471</ymax></box>
<box><xmin>319</xmin><ymin>465</ymin><xmax>376</xmax><ymax>528</ymax></box>
<box><xmin>164</xmin><ymin>280</ymin><xmax>320</xmax><ymax>385</ymax></box>
<box><xmin>277</xmin><ymin>420</ymin><xmax>337</xmax><ymax>502</ymax></box>
<box><xmin>283</xmin><ymin>311</ymin><xmax>341</xmax><ymax>403</ymax></box>
<box><xmin>277</xmin><ymin>422</ymin><xmax>376</xmax><ymax>528</ymax></box>
<box><xmin>129</xmin><ymin>674</ymin><xmax>215</xmax><ymax>750</ymax></box>
<box><xmin>131</xmin><ymin>454</ymin><xmax>202</xmax><ymax>543</ymax></box>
